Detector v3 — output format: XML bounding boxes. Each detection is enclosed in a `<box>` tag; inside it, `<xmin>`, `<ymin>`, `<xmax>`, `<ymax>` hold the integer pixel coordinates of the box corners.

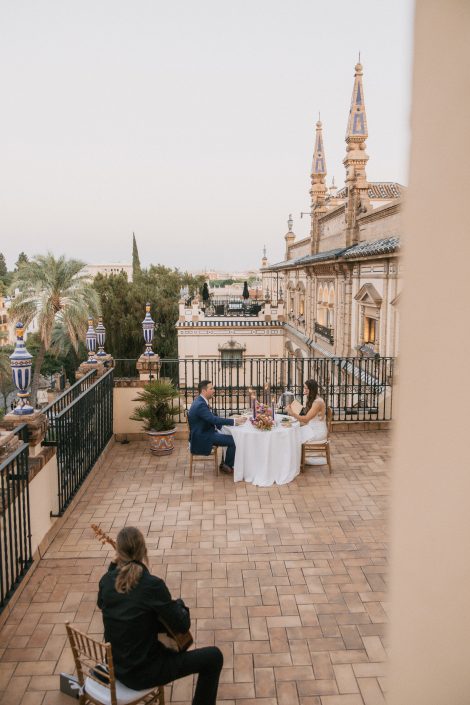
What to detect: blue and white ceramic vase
<box><xmin>85</xmin><ymin>317</ymin><xmax>98</xmax><ymax>363</ymax></box>
<box><xmin>142</xmin><ymin>302</ymin><xmax>155</xmax><ymax>356</ymax></box>
<box><xmin>10</xmin><ymin>322</ymin><xmax>34</xmax><ymax>415</ymax></box>
<box><xmin>95</xmin><ymin>316</ymin><xmax>106</xmax><ymax>356</ymax></box>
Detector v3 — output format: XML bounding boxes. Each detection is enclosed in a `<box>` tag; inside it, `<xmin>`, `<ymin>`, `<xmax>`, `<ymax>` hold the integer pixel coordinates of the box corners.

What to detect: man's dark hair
<box><xmin>198</xmin><ymin>380</ymin><xmax>212</xmax><ymax>393</ymax></box>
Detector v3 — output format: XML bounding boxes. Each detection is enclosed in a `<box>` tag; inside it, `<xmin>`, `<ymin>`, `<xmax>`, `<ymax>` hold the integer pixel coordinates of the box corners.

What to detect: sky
<box><xmin>0</xmin><ymin>0</ymin><xmax>414</xmax><ymax>272</ymax></box>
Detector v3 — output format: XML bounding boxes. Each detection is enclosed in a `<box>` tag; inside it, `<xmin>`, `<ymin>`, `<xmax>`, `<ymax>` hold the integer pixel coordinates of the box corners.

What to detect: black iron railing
<box><xmin>115</xmin><ymin>356</ymin><xmax>394</xmax><ymax>422</ymax></box>
<box><xmin>113</xmin><ymin>359</ymin><xmax>139</xmax><ymax>379</ymax></box>
<box><xmin>0</xmin><ymin>424</ymin><xmax>32</xmax><ymax>612</ymax></box>
<box><xmin>44</xmin><ymin>368</ymin><xmax>114</xmax><ymax>515</ymax></box>
<box><xmin>315</xmin><ymin>322</ymin><xmax>335</xmax><ymax>344</ymax></box>
<box><xmin>42</xmin><ymin>368</ymin><xmax>98</xmax><ymax>418</ymax></box>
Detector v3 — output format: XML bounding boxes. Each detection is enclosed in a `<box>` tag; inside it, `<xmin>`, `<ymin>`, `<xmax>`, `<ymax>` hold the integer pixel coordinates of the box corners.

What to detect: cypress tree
<box><xmin>0</xmin><ymin>253</ymin><xmax>7</xmax><ymax>281</ymax></box>
<box><xmin>15</xmin><ymin>252</ymin><xmax>29</xmax><ymax>270</ymax></box>
<box><xmin>132</xmin><ymin>233</ymin><xmax>142</xmax><ymax>281</ymax></box>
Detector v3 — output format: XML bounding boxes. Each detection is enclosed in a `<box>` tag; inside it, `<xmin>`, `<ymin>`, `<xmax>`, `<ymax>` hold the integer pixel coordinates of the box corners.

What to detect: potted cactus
<box><xmin>131</xmin><ymin>380</ymin><xmax>180</xmax><ymax>455</ymax></box>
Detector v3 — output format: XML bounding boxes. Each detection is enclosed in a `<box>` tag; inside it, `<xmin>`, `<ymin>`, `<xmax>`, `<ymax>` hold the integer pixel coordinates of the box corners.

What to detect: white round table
<box><xmin>222</xmin><ymin>417</ymin><xmax>302</xmax><ymax>486</ymax></box>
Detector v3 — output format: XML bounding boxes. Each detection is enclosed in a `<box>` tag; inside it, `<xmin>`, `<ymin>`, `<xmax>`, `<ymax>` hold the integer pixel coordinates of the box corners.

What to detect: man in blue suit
<box><xmin>188</xmin><ymin>380</ymin><xmax>246</xmax><ymax>474</ymax></box>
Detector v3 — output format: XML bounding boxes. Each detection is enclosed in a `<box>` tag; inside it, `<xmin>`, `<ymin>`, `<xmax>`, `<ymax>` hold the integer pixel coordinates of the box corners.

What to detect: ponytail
<box><xmin>115</xmin><ymin>561</ymin><xmax>144</xmax><ymax>594</ymax></box>
<box><xmin>114</xmin><ymin>527</ymin><xmax>148</xmax><ymax>594</ymax></box>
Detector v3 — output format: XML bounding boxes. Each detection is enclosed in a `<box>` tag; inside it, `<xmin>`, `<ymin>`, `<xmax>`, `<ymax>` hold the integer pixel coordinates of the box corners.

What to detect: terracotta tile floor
<box><xmin>0</xmin><ymin>431</ymin><xmax>391</xmax><ymax>705</ymax></box>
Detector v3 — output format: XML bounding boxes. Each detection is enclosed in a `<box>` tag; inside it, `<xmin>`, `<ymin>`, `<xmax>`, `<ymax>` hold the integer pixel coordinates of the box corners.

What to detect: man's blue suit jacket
<box><xmin>187</xmin><ymin>395</ymin><xmax>234</xmax><ymax>455</ymax></box>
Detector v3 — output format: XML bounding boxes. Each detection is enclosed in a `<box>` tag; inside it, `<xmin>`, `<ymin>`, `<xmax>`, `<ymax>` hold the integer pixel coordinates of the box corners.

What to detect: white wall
<box><xmin>29</xmin><ymin>454</ymin><xmax>59</xmax><ymax>555</ymax></box>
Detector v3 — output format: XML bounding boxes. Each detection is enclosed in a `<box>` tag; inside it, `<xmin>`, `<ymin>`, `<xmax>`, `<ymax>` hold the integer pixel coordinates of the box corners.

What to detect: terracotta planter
<box><xmin>147</xmin><ymin>428</ymin><xmax>176</xmax><ymax>456</ymax></box>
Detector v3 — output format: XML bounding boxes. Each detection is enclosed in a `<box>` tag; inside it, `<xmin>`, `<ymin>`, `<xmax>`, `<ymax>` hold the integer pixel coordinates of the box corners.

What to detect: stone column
<box><xmin>75</xmin><ymin>357</ymin><xmax>111</xmax><ymax>381</ymax></box>
<box><xmin>263</xmin><ymin>301</ymin><xmax>272</xmax><ymax>322</ymax></box>
<box><xmin>136</xmin><ymin>354</ymin><xmax>161</xmax><ymax>382</ymax></box>
<box><xmin>2</xmin><ymin>409</ymin><xmax>48</xmax><ymax>458</ymax></box>
<box><xmin>342</xmin><ymin>266</ymin><xmax>354</xmax><ymax>356</ymax></box>
<box><xmin>191</xmin><ymin>300</ymin><xmax>200</xmax><ymax>322</ymax></box>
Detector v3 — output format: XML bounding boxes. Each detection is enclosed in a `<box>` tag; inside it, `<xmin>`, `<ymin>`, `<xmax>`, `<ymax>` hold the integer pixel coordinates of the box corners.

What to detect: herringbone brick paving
<box><xmin>0</xmin><ymin>431</ymin><xmax>390</xmax><ymax>705</ymax></box>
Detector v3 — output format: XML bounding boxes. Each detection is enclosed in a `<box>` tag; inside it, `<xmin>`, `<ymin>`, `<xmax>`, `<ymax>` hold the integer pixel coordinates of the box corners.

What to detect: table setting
<box><xmin>222</xmin><ymin>389</ymin><xmax>303</xmax><ymax>486</ymax></box>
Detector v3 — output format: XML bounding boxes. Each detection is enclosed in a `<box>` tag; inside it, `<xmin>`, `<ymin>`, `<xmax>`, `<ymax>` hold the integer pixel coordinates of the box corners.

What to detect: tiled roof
<box><xmin>265</xmin><ymin>237</ymin><xmax>399</xmax><ymax>271</ymax></box>
<box><xmin>336</xmin><ymin>182</ymin><xmax>405</xmax><ymax>199</ymax></box>
<box><xmin>267</xmin><ymin>247</ymin><xmax>347</xmax><ymax>271</ymax></box>
<box><xmin>342</xmin><ymin>236</ymin><xmax>400</xmax><ymax>259</ymax></box>
<box><xmin>295</xmin><ymin>248</ymin><xmax>348</xmax><ymax>265</ymax></box>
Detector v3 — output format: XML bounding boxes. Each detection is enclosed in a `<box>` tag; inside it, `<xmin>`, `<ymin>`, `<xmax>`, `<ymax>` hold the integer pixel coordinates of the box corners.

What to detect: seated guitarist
<box><xmin>97</xmin><ymin>526</ymin><xmax>223</xmax><ymax>705</ymax></box>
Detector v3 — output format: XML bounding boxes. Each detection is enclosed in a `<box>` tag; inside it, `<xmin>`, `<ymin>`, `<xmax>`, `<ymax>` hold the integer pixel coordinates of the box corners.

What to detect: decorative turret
<box><xmin>284</xmin><ymin>214</ymin><xmax>296</xmax><ymax>260</ymax></box>
<box><xmin>327</xmin><ymin>176</ymin><xmax>341</xmax><ymax>207</ymax></box>
<box><xmin>343</xmin><ymin>59</ymin><xmax>371</xmax><ymax>244</ymax></box>
<box><xmin>310</xmin><ymin>117</ymin><xmax>328</xmax><ymax>253</ymax></box>
<box><xmin>261</xmin><ymin>245</ymin><xmax>268</xmax><ymax>268</ymax></box>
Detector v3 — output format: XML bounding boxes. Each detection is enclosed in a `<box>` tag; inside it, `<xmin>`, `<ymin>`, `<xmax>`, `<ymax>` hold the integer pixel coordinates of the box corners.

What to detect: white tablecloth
<box><xmin>222</xmin><ymin>418</ymin><xmax>302</xmax><ymax>486</ymax></box>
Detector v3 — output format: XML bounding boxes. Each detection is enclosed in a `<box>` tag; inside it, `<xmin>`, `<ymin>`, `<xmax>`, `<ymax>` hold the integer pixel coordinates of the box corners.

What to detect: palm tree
<box><xmin>0</xmin><ymin>350</ymin><xmax>15</xmax><ymax>413</ymax></box>
<box><xmin>8</xmin><ymin>254</ymin><xmax>100</xmax><ymax>406</ymax></box>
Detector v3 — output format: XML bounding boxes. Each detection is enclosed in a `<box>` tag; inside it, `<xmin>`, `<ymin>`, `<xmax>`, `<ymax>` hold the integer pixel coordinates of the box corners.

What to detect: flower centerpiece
<box><xmin>250</xmin><ymin>402</ymin><xmax>275</xmax><ymax>431</ymax></box>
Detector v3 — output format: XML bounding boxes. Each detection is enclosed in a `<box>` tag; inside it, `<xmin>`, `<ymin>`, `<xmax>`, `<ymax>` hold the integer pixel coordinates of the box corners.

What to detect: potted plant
<box><xmin>130</xmin><ymin>380</ymin><xmax>181</xmax><ymax>456</ymax></box>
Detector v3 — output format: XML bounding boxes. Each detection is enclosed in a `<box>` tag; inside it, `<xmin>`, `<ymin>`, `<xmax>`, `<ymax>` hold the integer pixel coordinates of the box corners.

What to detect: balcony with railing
<box><xmin>314</xmin><ymin>321</ymin><xmax>335</xmax><ymax>344</ymax></box>
<box><xmin>201</xmin><ymin>297</ymin><xmax>264</xmax><ymax>317</ymax></box>
<box><xmin>0</xmin><ymin>311</ymin><xmax>394</xmax><ymax>705</ymax></box>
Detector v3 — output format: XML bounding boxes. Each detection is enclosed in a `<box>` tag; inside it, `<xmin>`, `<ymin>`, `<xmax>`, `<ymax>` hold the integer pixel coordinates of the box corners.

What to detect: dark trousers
<box><xmin>211</xmin><ymin>433</ymin><xmax>235</xmax><ymax>468</ymax></box>
<box><xmin>156</xmin><ymin>646</ymin><xmax>223</xmax><ymax>705</ymax></box>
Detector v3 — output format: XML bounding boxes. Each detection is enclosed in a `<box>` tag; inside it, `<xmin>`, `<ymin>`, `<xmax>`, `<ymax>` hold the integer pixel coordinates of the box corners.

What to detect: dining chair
<box><xmin>300</xmin><ymin>406</ymin><xmax>333</xmax><ymax>473</ymax></box>
<box><xmin>186</xmin><ymin>416</ymin><xmax>219</xmax><ymax>479</ymax></box>
<box><xmin>65</xmin><ymin>622</ymin><xmax>165</xmax><ymax>705</ymax></box>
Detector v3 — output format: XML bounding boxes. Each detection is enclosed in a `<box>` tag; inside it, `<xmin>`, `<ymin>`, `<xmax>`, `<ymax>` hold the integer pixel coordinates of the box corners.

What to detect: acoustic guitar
<box><xmin>91</xmin><ymin>524</ymin><xmax>193</xmax><ymax>652</ymax></box>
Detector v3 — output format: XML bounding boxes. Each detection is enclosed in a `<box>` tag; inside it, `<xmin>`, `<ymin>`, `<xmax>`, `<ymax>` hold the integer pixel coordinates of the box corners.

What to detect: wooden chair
<box><xmin>300</xmin><ymin>406</ymin><xmax>333</xmax><ymax>474</ymax></box>
<box><xmin>186</xmin><ymin>417</ymin><xmax>219</xmax><ymax>479</ymax></box>
<box><xmin>65</xmin><ymin>622</ymin><xmax>165</xmax><ymax>705</ymax></box>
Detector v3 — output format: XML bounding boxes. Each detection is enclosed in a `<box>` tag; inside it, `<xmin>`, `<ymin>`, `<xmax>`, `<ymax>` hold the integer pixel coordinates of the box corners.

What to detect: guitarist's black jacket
<box><xmin>98</xmin><ymin>562</ymin><xmax>190</xmax><ymax>688</ymax></box>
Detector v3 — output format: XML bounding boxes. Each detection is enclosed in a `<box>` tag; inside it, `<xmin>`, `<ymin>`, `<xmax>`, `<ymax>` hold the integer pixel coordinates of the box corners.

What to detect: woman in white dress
<box><xmin>286</xmin><ymin>379</ymin><xmax>328</xmax><ymax>464</ymax></box>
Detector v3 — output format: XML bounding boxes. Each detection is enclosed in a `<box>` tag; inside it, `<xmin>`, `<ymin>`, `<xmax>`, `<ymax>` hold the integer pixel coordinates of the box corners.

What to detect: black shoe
<box><xmin>219</xmin><ymin>464</ymin><xmax>234</xmax><ymax>474</ymax></box>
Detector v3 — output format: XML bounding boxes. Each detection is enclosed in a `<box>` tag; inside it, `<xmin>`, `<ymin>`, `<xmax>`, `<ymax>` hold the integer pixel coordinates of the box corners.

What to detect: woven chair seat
<box><xmin>85</xmin><ymin>675</ymin><xmax>155</xmax><ymax>705</ymax></box>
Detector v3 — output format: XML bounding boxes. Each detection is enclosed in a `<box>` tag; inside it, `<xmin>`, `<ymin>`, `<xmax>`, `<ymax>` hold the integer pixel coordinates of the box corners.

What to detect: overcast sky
<box><xmin>0</xmin><ymin>0</ymin><xmax>414</xmax><ymax>272</ymax></box>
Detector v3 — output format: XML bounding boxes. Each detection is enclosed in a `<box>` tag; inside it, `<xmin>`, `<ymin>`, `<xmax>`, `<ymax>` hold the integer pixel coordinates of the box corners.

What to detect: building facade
<box><xmin>262</xmin><ymin>61</ymin><xmax>403</xmax><ymax>361</ymax></box>
<box><xmin>83</xmin><ymin>263</ymin><xmax>133</xmax><ymax>282</ymax></box>
<box><xmin>175</xmin><ymin>61</ymin><xmax>400</xmax><ymax>421</ymax></box>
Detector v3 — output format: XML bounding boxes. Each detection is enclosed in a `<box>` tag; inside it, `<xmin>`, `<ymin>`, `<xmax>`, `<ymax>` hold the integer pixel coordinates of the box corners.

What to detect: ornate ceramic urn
<box><xmin>142</xmin><ymin>302</ymin><xmax>155</xmax><ymax>356</ymax></box>
<box><xmin>9</xmin><ymin>322</ymin><xmax>34</xmax><ymax>415</ymax></box>
<box><xmin>85</xmin><ymin>317</ymin><xmax>98</xmax><ymax>363</ymax></box>
<box><xmin>95</xmin><ymin>316</ymin><xmax>107</xmax><ymax>356</ymax></box>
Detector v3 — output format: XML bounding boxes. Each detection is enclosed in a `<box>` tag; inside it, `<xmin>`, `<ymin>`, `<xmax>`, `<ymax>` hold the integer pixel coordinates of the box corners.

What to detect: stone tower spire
<box><xmin>284</xmin><ymin>214</ymin><xmax>296</xmax><ymax>260</ymax></box>
<box><xmin>310</xmin><ymin>118</ymin><xmax>328</xmax><ymax>254</ymax></box>
<box><xmin>261</xmin><ymin>245</ymin><xmax>268</xmax><ymax>267</ymax></box>
<box><xmin>343</xmin><ymin>60</ymin><xmax>371</xmax><ymax>245</ymax></box>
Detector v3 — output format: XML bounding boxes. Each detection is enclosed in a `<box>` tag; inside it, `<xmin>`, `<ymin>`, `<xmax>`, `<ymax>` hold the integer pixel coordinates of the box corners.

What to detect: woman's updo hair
<box><xmin>304</xmin><ymin>379</ymin><xmax>319</xmax><ymax>413</ymax></box>
<box><xmin>114</xmin><ymin>526</ymin><xmax>148</xmax><ymax>594</ymax></box>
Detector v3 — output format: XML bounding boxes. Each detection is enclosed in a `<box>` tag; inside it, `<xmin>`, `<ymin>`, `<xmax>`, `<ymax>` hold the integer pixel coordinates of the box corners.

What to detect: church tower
<box><xmin>343</xmin><ymin>60</ymin><xmax>371</xmax><ymax>246</ymax></box>
<box><xmin>310</xmin><ymin>118</ymin><xmax>328</xmax><ymax>254</ymax></box>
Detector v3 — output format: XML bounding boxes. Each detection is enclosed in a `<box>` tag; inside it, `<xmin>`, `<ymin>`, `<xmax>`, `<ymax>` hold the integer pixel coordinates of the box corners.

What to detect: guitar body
<box><xmin>91</xmin><ymin>524</ymin><xmax>193</xmax><ymax>652</ymax></box>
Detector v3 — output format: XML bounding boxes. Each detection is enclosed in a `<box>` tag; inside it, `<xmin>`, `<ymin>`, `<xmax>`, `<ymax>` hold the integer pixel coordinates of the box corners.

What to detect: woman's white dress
<box><xmin>298</xmin><ymin>398</ymin><xmax>328</xmax><ymax>464</ymax></box>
